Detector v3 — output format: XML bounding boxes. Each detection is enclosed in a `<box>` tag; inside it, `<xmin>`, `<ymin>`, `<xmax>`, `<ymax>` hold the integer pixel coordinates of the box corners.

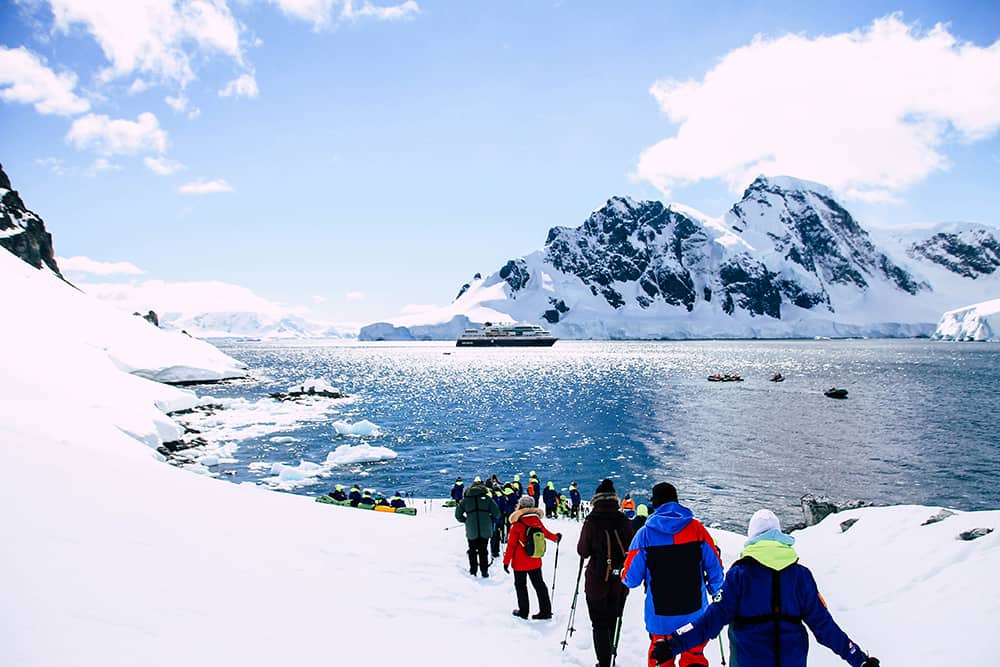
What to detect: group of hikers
<box><xmin>451</xmin><ymin>472</ymin><xmax>584</xmax><ymax>520</ymax></box>
<box><xmin>453</xmin><ymin>475</ymin><xmax>880</xmax><ymax>667</ymax></box>
<box><xmin>326</xmin><ymin>483</ymin><xmax>407</xmax><ymax>509</ymax></box>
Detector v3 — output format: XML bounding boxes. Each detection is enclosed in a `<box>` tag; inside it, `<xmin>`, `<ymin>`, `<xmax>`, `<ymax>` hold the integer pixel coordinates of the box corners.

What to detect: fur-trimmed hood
<box><xmin>590</xmin><ymin>492</ymin><xmax>621</xmax><ymax>508</ymax></box>
<box><xmin>509</xmin><ymin>507</ymin><xmax>544</xmax><ymax>524</ymax></box>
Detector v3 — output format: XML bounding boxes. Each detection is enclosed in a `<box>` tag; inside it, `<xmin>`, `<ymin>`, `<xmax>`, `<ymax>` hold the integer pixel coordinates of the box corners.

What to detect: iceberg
<box><xmin>933</xmin><ymin>298</ymin><xmax>1000</xmax><ymax>341</ymax></box>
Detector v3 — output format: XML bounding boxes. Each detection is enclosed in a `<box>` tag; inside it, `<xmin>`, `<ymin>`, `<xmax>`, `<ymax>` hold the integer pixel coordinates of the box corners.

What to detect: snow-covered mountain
<box><xmin>157</xmin><ymin>311</ymin><xmax>357</xmax><ymax>340</ymax></box>
<box><xmin>933</xmin><ymin>298</ymin><xmax>1000</xmax><ymax>341</ymax></box>
<box><xmin>361</xmin><ymin>176</ymin><xmax>1000</xmax><ymax>340</ymax></box>
<box><xmin>0</xmin><ymin>163</ymin><xmax>62</xmax><ymax>278</ymax></box>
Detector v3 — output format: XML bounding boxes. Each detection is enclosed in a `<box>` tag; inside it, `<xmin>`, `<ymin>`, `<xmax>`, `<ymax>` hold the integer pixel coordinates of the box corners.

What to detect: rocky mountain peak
<box><xmin>0</xmin><ymin>163</ymin><xmax>64</xmax><ymax>279</ymax></box>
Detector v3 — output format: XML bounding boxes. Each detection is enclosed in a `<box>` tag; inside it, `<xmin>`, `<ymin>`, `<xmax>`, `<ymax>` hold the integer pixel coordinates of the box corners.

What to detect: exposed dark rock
<box><xmin>0</xmin><ymin>163</ymin><xmax>64</xmax><ymax>278</ymax></box>
<box><xmin>133</xmin><ymin>310</ymin><xmax>159</xmax><ymax>326</ymax></box>
<box><xmin>167</xmin><ymin>404</ymin><xmax>224</xmax><ymax>417</ymax></box>
<box><xmin>455</xmin><ymin>283</ymin><xmax>470</xmax><ymax>301</ymax></box>
<box><xmin>921</xmin><ymin>509</ymin><xmax>956</xmax><ymax>526</ymax></box>
<box><xmin>957</xmin><ymin>527</ymin><xmax>993</xmax><ymax>541</ymax></box>
<box><xmin>839</xmin><ymin>518</ymin><xmax>859</xmax><ymax>533</ymax></box>
<box><xmin>499</xmin><ymin>259</ymin><xmax>530</xmax><ymax>292</ymax></box>
<box><xmin>909</xmin><ymin>231</ymin><xmax>1000</xmax><ymax>278</ymax></box>
<box><xmin>269</xmin><ymin>388</ymin><xmax>349</xmax><ymax>401</ymax></box>
<box><xmin>800</xmin><ymin>493</ymin><xmax>873</xmax><ymax>527</ymax></box>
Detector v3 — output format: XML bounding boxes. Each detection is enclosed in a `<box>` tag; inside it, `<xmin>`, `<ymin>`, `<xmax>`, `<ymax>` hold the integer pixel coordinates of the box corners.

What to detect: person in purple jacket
<box><xmin>652</xmin><ymin>509</ymin><xmax>879</xmax><ymax>667</ymax></box>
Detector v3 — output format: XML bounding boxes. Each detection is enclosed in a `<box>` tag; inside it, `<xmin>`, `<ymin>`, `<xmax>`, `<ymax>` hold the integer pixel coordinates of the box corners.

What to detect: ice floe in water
<box><xmin>269</xmin><ymin>436</ymin><xmax>300</xmax><ymax>444</ymax></box>
<box><xmin>332</xmin><ymin>419</ymin><xmax>381</xmax><ymax>437</ymax></box>
<box><xmin>325</xmin><ymin>443</ymin><xmax>397</xmax><ymax>465</ymax></box>
<box><xmin>287</xmin><ymin>378</ymin><xmax>341</xmax><ymax>395</ymax></box>
<box><xmin>259</xmin><ymin>443</ymin><xmax>398</xmax><ymax>490</ymax></box>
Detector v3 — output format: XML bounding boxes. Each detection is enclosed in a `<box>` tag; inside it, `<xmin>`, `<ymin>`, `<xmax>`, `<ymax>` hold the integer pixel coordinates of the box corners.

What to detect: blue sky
<box><xmin>2</xmin><ymin>0</ymin><xmax>999</xmax><ymax>325</ymax></box>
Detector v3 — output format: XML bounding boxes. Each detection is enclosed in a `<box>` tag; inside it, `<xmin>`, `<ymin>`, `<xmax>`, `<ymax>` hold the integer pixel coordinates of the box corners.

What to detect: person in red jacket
<box><xmin>503</xmin><ymin>495</ymin><xmax>562</xmax><ymax>619</ymax></box>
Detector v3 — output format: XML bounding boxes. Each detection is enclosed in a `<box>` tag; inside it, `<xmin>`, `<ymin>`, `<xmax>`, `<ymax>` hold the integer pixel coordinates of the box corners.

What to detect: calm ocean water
<box><xmin>205</xmin><ymin>339</ymin><xmax>1000</xmax><ymax>529</ymax></box>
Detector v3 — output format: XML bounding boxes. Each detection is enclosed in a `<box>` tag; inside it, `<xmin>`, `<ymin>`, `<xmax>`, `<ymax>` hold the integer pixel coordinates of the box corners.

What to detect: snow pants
<box><xmin>467</xmin><ymin>537</ymin><xmax>489</xmax><ymax>576</ymax></box>
<box><xmin>586</xmin><ymin>586</ymin><xmax>628</xmax><ymax>667</ymax></box>
<box><xmin>513</xmin><ymin>567</ymin><xmax>551</xmax><ymax>616</ymax></box>
<box><xmin>647</xmin><ymin>633</ymin><xmax>707</xmax><ymax>667</ymax></box>
<box><xmin>545</xmin><ymin>503</ymin><xmax>557</xmax><ymax>519</ymax></box>
<box><xmin>490</xmin><ymin>525</ymin><xmax>502</xmax><ymax>558</ymax></box>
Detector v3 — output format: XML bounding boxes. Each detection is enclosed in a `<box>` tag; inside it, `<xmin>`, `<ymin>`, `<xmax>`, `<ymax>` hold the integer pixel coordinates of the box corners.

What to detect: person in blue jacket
<box><xmin>621</xmin><ymin>482</ymin><xmax>724</xmax><ymax>667</ymax></box>
<box><xmin>390</xmin><ymin>492</ymin><xmax>406</xmax><ymax>509</ymax></box>
<box><xmin>652</xmin><ymin>509</ymin><xmax>879</xmax><ymax>667</ymax></box>
<box><xmin>451</xmin><ymin>477</ymin><xmax>465</xmax><ymax>502</ymax></box>
<box><xmin>542</xmin><ymin>481</ymin><xmax>559</xmax><ymax>518</ymax></box>
<box><xmin>348</xmin><ymin>484</ymin><xmax>362</xmax><ymax>507</ymax></box>
<box><xmin>569</xmin><ymin>481</ymin><xmax>582</xmax><ymax>519</ymax></box>
<box><xmin>328</xmin><ymin>484</ymin><xmax>348</xmax><ymax>502</ymax></box>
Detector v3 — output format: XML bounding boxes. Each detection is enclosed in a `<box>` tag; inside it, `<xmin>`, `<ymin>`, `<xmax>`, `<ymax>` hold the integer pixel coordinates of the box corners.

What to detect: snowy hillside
<box><xmin>3</xmin><ymin>379</ymin><xmax>998</xmax><ymax>667</ymax></box>
<box><xmin>1</xmin><ymin>247</ymin><xmax>246</xmax><ymax>383</ymax></box>
<box><xmin>362</xmin><ymin>177</ymin><xmax>1000</xmax><ymax>340</ymax></box>
<box><xmin>933</xmin><ymin>298</ymin><xmax>1000</xmax><ymax>341</ymax></box>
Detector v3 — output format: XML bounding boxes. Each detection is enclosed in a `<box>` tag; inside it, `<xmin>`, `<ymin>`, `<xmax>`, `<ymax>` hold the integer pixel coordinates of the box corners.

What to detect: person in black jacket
<box><xmin>577</xmin><ymin>479</ymin><xmax>634</xmax><ymax>667</ymax></box>
<box><xmin>348</xmin><ymin>484</ymin><xmax>362</xmax><ymax>507</ymax></box>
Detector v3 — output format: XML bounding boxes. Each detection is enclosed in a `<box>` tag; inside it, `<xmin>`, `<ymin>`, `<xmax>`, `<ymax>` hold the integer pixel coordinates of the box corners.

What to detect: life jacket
<box><xmin>621</xmin><ymin>497</ymin><xmax>635</xmax><ymax>511</ymax></box>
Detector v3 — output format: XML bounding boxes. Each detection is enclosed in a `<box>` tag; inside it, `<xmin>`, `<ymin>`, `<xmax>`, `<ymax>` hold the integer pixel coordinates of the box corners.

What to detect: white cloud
<box><xmin>144</xmin><ymin>155</ymin><xmax>185</xmax><ymax>175</ymax></box>
<box><xmin>0</xmin><ymin>45</ymin><xmax>90</xmax><ymax>115</ymax></box>
<box><xmin>269</xmin><ymin>0</ymin><xmax>419</xmax><ymax>28</ymax></box>
<box><xmin>79</xmin><ymin>279</ymin><xmax>307</xmax><ymax>319</ymax></box>
<box><xmin>35</xmin><ymin>157</ymin><xmax>67</xmax><ymax>175</ymax></box>
<box><xmin>49</xmin><ymin>0</ymin><xmax>244</xmax><ymax>87</ymax></box>
<box><xmin>345</xmin><ymin>290</ymin><xmax>366</xmax><ymax>302</ymax></box>
<box><xmin>127</xmin><ymin>78</ymin><xmax>151</xmax><ymax>94</ymax></box>
<box><xmin>341</xmin><ymin>0</ymin><xmax>419</xmax><ymax>22</ymax></box>
<box><xmin>634</xmin><ymin>15</ymin><xmax>1000</xmax><ymax>201</ymax></box>
<box><xmin>165</xmin><ymin>92</ymin><xmax>188</xmax><ymax>111</ymax></box>
<box><xmin>219</xmin><ymin>72</ymin><xmax>259</xmax><ymax>98</ymax></box>
<box><xmin>89</xmin><ymin>157</ymin><xmax>122</xmax><ymax>173</ymax></box>
<box><xmin>178</xmin><ymin>178</ymin><xmax>234</xmax><ymax>194</ymax></box>
<box><xmin>66</xmin><ymin>112</ymin><xmax>168</xmax><ymax>156</ymax></box>
<box><xmin>58</xmin><ymin>255</ymin><xmax>145</xmax><ymax>276</ymax></box>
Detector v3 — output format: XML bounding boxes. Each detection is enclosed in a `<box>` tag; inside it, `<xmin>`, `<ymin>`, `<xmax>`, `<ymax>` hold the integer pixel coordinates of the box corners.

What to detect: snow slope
<box><xmin>2</xmin><ymin>249</ymin><xmax>246</xmax><ymax>382</ymax></box>
<box><xmin>362</xmin><ymin>178</ymin><xmax>1000</xmax><ymax>340</ymax></box>
<box><xmin>932</xmin><ymin>298</ymin><xmax>1000</xmax><ymax>341</ymax></box>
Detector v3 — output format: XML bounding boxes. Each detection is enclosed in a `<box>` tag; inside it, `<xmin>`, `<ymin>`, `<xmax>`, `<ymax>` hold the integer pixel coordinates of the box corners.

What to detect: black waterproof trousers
<box><xmin>490</xmin><ymin>525</ymin><xmax>502</xmax><ymax>558</ymax></box>
<box><xmin>513</xmin><ymin>567</ymin><xmax>551</xmax><ymax>617</ymax></box>
<box><xmin>586</xmin><ymin>586</ymin><xmax>628</xmax><ymax>667</ymax></box>
<box><xmin>467</xmin><ymin>537</ymin><xmax>489</xmax><ymax>576</ymax></box>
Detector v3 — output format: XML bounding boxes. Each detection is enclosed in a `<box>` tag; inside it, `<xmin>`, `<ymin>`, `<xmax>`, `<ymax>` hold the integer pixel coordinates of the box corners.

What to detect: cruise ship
<box><xmin>456</xmin><ymin>322</ymin><xmax>558</xmax><ymax>347</ymax></box>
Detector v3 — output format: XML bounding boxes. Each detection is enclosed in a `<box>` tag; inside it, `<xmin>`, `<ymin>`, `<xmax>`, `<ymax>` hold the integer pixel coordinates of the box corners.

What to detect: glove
<box><xmin>503</xmin><ymin>564</ymin><xmax>510</xmax><ymax>573</ymax></box>
<box><xmin>861</xmin><ymin>658</ymin><xmax>880</xmax><ymax>667</ymax></box>
<box><xmin>556</xmin><ymin>533</ymin><xmax>563</xmax><ymax>542</ymax></box>
<box><xmin>651</xmin><ymin>636</ymin><xmax>678</xmax><ymax>663</ymax></box>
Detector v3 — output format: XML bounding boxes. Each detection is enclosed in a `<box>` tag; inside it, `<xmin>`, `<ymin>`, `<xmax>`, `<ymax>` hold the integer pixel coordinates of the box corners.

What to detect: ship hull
<box><xmin>456</xmin><ymin>338</ymin><xmax>558</xmax><ymax>347</ymax></box>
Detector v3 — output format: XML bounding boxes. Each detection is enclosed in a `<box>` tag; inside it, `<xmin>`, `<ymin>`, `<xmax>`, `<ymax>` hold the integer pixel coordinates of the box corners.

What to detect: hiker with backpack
<box><xmin>503</xmin><ymin>496</ymin><xmax>562</xmax><ymax>619</ymax></box>
<box><xmin>651</xmin><ymin>509</ymin><xmax>880</xmax><ymax>667</ymax></box>
<box><xmin>528</xmin><ymin>471</ymin><xmax>541</xmax><ymax>505</ymax></box>
<box><xmin>543</xmin><ymin>481</ymin><xmax>559</xmax><ymax>518</ymax></box>
<box><xmin>569</xmin><ymin>482</ymin><xmax>582</xmax><ymax>520</ymax></box>
<box><xmin>451</xmin><ymin>477</ymin><xmax>465</xmax><ymax>503</ymax></box>
<box><xmin>455</xmin><ymin>479</ymin><xmax>501</xmax><ymax>578</ymax></box>
<box><xmin>577</xmin><ymin>479</ymin><xmax>633</xmax><ymax>667</ymax></box>
<box><xmin>622</xmin><ymin>482</ymin><xmax>724</xmax><ymax>667</ymax></box>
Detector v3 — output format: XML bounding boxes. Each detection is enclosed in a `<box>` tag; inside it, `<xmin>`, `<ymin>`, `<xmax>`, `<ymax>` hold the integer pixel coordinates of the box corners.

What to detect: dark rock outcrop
<box><xmin>0</xmin><ymin>163</ymin><xmax>64</xmax><ymax>278</ymax></box>
<box><xmin>799</xmin><ymin>493</ymin><xmax>873</xmax><ymax>527</ymax></box>
<box><xmin>909</xmin><ymin>229</ymin><xmax>1000</xmax><ymax>278</ymax></box>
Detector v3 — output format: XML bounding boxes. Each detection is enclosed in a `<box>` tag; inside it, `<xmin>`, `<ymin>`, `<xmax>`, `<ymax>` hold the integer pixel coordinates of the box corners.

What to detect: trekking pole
<box><xmin>611</xmin><ymin>594</ymin><xmax>627</xmax><ymax>667</ymax></box>
<box><xmin>443</xmin><ymin>524</ymin><xmax>462</xmax><ymax>531</ymax></box>
<box><xmin>719</xmin><ymin>630</ymin><xmax>727</xmax><ymax>665</ymax></box>
<box><xmin>551</xmin><ymin>538</ymin><xmax>561</xmax><ymax>595</ymax></box>
<box><xmin>560</xmin><ymin>556</ymin><xmax>585</xmax><ymax>651</ymax></box>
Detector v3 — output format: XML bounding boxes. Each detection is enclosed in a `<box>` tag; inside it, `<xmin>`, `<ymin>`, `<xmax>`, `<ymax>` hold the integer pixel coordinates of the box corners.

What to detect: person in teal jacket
<box><xmin>455</xmin><ymin>480</ymin><xmax>500</xmax><ymax>577</ymax></box>
<box><xmin>652</xmin><ymin>509</ymin><xmax>879</xmax><ymax>667</ymax></box>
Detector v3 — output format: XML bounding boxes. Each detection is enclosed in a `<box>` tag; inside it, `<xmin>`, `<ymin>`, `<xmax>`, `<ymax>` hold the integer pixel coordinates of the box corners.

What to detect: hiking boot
<box><xmin>480</xmin><ymin>571</ymin><xmax>489</xmax><ymax>578</ymax></box>
<box><xmin>531</xmin><ymin>612</ymin><xmax>552</xmax><ymax>620</ymax></box>
<box><xmin>511</xmin><ymin>609</ymin><xmax>528</xmax><ymax>619</ymax></box>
